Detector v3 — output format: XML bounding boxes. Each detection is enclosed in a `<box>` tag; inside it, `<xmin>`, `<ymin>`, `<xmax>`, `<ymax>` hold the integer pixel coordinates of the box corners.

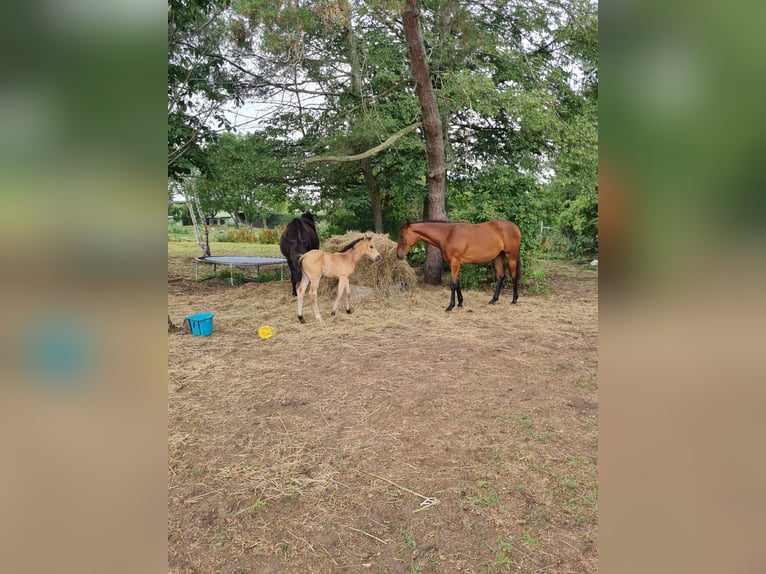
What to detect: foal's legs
<box><xmin>309</xmin><ymin>277</ymin><xmax>322</xmax><ymax>322</ymax></box>
<box><xmin>297</xmin><ymin>273</ymin><xmax>311</xmax><ymax>323</ymax></box>
<box><xmin>331</xmin><ymin>276</ymin><xmax>352</xmax><ymax>316</ymax></box>
<box><xmin>344</xmin><ymin>277</ymin><xmax>352</xmax><ymax>314</ymax></box>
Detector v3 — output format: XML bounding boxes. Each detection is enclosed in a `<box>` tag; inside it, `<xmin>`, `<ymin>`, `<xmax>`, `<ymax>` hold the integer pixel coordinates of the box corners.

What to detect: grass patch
<box><xmin>251</xmin><ymin>499</ymin><xmax>269</xmax><ymax>513</ymax></box>
<box><xmin>279</xmin><ymin>540</ymin><xmax>291</xmax><ymax>560</ymax></box>
<box><xmin>504</xmin><ymin>413</ymin><xmax>557</xmax><ymax>443</ymax></box>
<box><xmin>461</xmin><ymin>479</ymin><xmax>501</xmax><ymax>509</ymax></box>
<box><xmin>576</xmin><ymin>374</ymin><xmax>598</xmax><ymax>389</ymax></box>
<box><xmin>211</xmin><ymin>527</ymin><xmax>229</xmax><ymax>549</ymax></box>
<box><xmin>400</xmin><ymin>528</ymin><xmax>416</xmax><ymax>550</ymax></box>
<box><xmin>490</xmin><ymin>536</ymin><xmax>513</xmax><ymax>570</ymax></box>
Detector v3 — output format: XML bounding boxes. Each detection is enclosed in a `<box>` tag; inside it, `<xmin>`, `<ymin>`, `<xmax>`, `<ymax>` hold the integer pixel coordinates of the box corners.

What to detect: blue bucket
<box><xmin>185</xmin><ymin>312</ymin><xmax>215</xmax><ymax>336</ymax></box>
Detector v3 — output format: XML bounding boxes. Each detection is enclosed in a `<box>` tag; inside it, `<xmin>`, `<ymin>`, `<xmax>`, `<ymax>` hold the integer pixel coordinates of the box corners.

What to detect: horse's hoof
<box><xmin>511</xmin><ymin>300</ymin><xmax>518</xmax><ymax>305</ymax></box>
<box><xmin>445</xmin><ymin>307</ymin><xmax>453</xmax><ymax>312</ymax></box>
<box><xmin>346</xmin><ymin>309</ymin><xmax>352</xmax><ymax>314</ymax></box>
<box><xmin>298</xmin><ymin>315</ymin><xmax>305</xmax><ymax>324</ymax></box>
<box><xmin>489</xmin><ymin>299</ymin><xmax>498</xmax><ymax>305</ymax></box>
<box><xmin>331</xmin><ymin>311</ymin><xmax>336</xmax><ymax>316</ymax></box>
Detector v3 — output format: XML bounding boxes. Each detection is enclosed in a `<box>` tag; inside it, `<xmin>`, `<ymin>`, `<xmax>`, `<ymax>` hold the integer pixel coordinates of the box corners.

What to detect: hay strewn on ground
<box><xmin>168</xmin><ymin>256</ymin><xmax>598</xmax><ymax>574</ymax></box>
<box><xmin>318</xmin><ymin>231</ymin><xmax>416</xmax><ymax>296</ymax></box>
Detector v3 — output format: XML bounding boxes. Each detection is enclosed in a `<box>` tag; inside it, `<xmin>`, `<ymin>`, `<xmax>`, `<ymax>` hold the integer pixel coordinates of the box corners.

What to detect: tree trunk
<box><xmin>363</xmin><ymin>159</ymin><xmax>384</xmax><ymax>233</ymax></box>
<box><xmin>402</xmin><ymin>0</ymin><xmax>446</xmax><ymax>285</ymax></box>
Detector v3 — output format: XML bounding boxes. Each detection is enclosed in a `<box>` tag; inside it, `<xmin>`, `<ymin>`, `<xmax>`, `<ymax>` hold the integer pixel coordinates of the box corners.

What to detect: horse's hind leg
<box><xmin>509</xmin><ymin>251</ymin><xmax>520</xmax><ymax>304</ymax></box>
<box><xmin>489</xmin><ymin>254</ymin><xmax>506</xmax><ymax>305</ymax></box>
<box><xmin>297</xmin><ymin>273</ymin><xmax>310</xmax><ymax>323</ymax></box>
<box><xmin>310</xmin><ymin>278</ymin><xmax>322</xmax><ymax>322</ymax></box>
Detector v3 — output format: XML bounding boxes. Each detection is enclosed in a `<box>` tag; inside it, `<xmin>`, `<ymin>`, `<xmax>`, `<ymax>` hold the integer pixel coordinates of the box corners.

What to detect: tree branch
<box><xmin>303</xmin><ymin>122</ymin><xmax>422</xmax><ymax>164</ymax></box>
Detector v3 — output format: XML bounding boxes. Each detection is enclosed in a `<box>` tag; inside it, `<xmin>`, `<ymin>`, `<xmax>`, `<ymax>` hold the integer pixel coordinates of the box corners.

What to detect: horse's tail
<box><xmin>296</xmin><ymin>251</ymin><xmax>311</xmax><ymax>272</ymax></box>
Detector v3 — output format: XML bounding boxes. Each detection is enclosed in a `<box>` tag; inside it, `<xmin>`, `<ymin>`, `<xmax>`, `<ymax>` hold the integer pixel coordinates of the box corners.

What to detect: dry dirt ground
<box><xmin>168</xmin><ymin>255</ymin><xmax>598</xmax><ymax>574</ymax></box>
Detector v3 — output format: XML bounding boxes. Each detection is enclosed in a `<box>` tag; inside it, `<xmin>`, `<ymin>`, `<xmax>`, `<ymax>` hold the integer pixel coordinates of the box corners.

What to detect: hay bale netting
<box><xmin>318</xmin><ymin>231</ymin><xmax>416</xmax><ymax>295</ymax></box>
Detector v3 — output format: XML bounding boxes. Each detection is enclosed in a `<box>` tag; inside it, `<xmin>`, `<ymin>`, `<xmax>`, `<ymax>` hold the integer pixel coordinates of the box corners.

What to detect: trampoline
<box><xmin>195</xmin><ymin>256</ymin><xmax>287</xmax><ymax>286</ymax></box>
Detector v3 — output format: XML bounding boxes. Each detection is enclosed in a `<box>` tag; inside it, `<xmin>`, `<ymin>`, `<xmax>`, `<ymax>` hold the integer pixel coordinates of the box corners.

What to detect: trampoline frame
<box><xmin>195</xmin><ymin>256</ymin><xmax>287</xmax><ymax>286</ymax></box>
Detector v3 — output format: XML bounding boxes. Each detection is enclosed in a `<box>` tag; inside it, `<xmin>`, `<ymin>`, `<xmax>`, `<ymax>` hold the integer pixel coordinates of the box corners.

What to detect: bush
<box><xmin>258</xmin><ymin>227</ymin><xmax>282</xmax><ymax>245</ymax></box>
<box><xmin>214</xmin><ymin>227</ymin><xmax>285</xmax><ymax>244</ymax></box>
<box><xmin>556</xmin><ymin>186</ymin><xmax>598</xmax><ymax>259</ymax></box>
<box><xmin>216</xmin><ymin>228</ymin><xmax>260</xmax><ymax>243</ymax></box>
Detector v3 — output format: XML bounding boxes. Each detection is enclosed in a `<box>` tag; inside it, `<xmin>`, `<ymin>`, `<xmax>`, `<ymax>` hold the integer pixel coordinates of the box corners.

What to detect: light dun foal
<box><xmin>297</xmin><ymin>235</ymin><xmax>381</xmax><ymax>323</ymax></box>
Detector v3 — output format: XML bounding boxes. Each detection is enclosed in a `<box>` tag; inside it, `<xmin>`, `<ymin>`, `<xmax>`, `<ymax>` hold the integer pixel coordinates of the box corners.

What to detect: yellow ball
<box><xmin>257</xmin><ymin>325</ymin><xmax>274</xmax><ymax>339</ymax></box>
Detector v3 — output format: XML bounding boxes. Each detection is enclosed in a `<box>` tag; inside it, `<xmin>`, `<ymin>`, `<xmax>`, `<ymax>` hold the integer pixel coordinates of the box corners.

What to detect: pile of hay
<box><xmin>319</xmin><ymin>231</ymin><xmax>416</xmax><ymax>295</ymax></box>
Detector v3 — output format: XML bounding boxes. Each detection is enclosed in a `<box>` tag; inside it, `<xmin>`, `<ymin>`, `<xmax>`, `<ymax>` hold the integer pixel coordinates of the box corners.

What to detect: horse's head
<box><xmin>363</xmin><ymin>235</ymin><xmax>382</xmax><ymax>262</ymax></box>
<box><xmin>396</xmin><ymin>221</ymin><xmax>416</xmax><ymax>260</ymax></box>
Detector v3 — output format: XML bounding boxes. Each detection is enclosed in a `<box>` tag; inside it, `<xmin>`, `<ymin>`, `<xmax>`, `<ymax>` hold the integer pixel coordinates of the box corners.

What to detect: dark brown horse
<box><xmin>396</xmin><ymin>219</ymin><xmax>521</xmax><ymax>311</ymax></box>
<box><xmin>280</xmin><ymin>213</ymin><xmax>320</xmax><ymax>296</ymax></box>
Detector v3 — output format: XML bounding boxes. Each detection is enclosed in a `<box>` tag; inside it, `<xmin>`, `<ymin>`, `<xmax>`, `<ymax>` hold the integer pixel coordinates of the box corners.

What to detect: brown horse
<box><xmin>297</xmin><ymin>235</ymin><xmax>382</xmax><ymax>323</ymax></box>
<box><xmin>280</xmin><ymin>213</ymin><xmax>320</xmax><ymax>296</ymax></box>
<box><xmin>396</xmin><ymin>220</ymin><xmax>521</xmax><ymax>311</ymax></box>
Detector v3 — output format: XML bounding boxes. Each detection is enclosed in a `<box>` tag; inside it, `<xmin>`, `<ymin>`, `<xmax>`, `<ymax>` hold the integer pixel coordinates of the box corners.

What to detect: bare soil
<box><xmin>168</xmin><ymin>255</ymin><xmax>598</xmax><ymax>573</ymax></box>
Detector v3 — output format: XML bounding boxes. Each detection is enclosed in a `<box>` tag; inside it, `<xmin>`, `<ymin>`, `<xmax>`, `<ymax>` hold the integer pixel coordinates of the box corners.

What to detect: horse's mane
<box><xmin>340</xmin><ymin>236</ymin><xmax>366</xmax><ymax>252</ymax></box>
<box><xmin>399</xmin><ymin>219</ymin><xmax>453</xmax><ymax>230</ymax></box>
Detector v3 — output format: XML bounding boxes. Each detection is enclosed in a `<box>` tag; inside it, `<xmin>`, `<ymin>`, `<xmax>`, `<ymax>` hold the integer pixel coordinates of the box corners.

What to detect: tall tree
<box><xmin>402</xmin><ymin>0</ymin><xmax>447</xmax><ymax>284</ymax></box>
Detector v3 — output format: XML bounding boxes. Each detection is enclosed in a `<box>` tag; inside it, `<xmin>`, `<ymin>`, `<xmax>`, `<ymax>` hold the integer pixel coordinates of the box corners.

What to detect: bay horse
<box><xmin>297</xmin><ymin>235</ymin><xmax>381</xmax><ymax>323</ymax></box>
<box><xmin>396</xmin><ymin>219</ymin><xmax>521</xmax><ymax>311</ymax></box>
<box><xmin>280</xmin><ymin>213</ymin><xmax>320</xmax><ymax>296</ymax></box>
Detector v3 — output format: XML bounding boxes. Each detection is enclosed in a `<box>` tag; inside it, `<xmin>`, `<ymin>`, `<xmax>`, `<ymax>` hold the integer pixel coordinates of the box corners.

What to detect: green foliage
<box><xmin>168</xmin><ymin>202</ymin><xmax>185</xmax><ymax>222</ymax></box>
<box><xmin>168</xmin><ymin>0</ymin><xmax>248</xmax><ymax>179</ymax></box>
<box><xmin>171</xmin><ymin>0</ymin><xmax>598</xmax><ymax>265</ymax></box>
<box><xmin>522</xmin><ymin>262</ymin><xmax>549</xmax><ymax>295</ymax></box>
<box><xmin>557</xmin><ymin>184</ymin><xmax>598</xmax><ymax>258</ymax></box>
<box><xmin>450</xmin><ymin>164</ymin><xmax>544</xmax><ymax>258</ymax></box>
<box><xmin>215</xmin><ymin>227</ymin><xmax>284</xmax><ymax>244</ymax></box>
<box><xmin>194</xmin><ymin>132</ymin><xmax>292</xmax><ymax>225</ymax></box>
<box><xmin>168</xmin><ymin>223</ymin><xmax>192</xmax><ymax>241</ymax></box>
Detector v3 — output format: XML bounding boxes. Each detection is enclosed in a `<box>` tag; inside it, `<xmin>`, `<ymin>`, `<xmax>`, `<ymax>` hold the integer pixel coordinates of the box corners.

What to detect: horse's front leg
<box><xmin>446</xmin><ymin>263</ymin><xmax>463</xmax><ymax>312</ymax></box>
<box><xmin>344</xmin><ymin>278</ymin><xmax>352</xmax><ymax>314</ymax></box>
<box><xmin>446</xmin><ymin>281</ymin><xmax>457</xmax><ymax>312</ymax></box>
